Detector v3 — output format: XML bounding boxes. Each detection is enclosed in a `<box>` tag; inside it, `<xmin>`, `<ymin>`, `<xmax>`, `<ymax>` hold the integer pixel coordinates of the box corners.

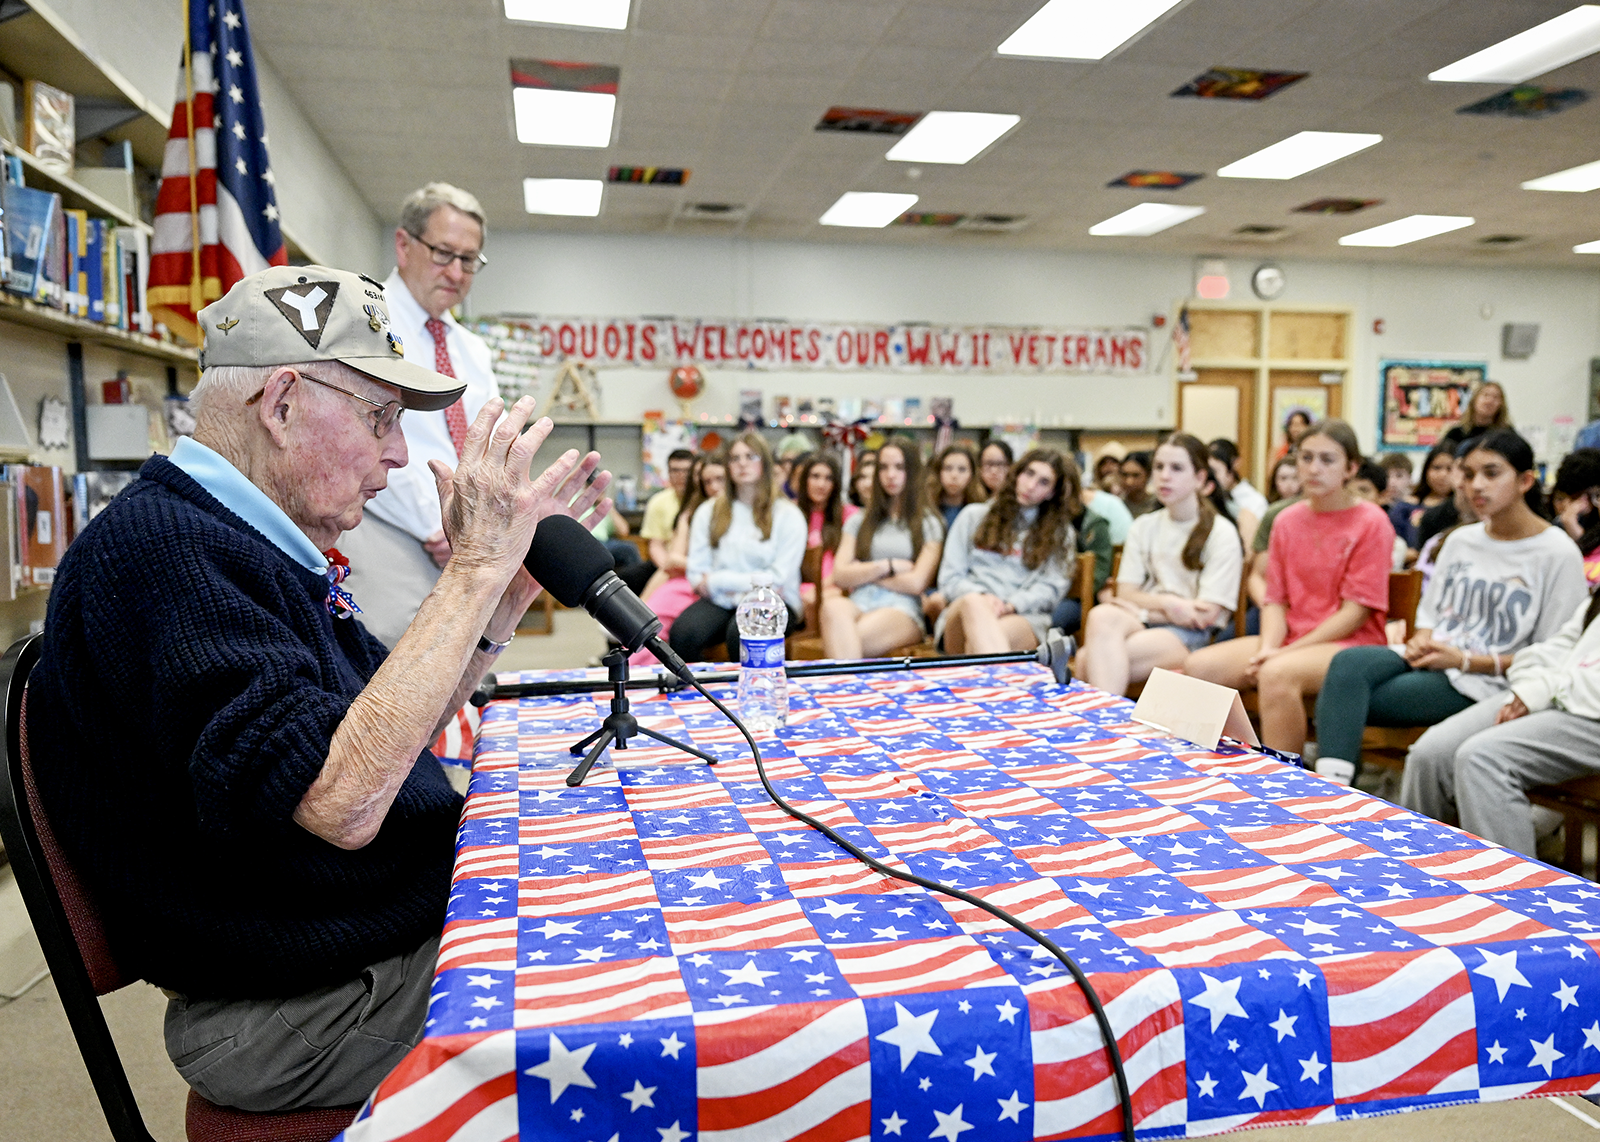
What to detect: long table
<box><xmin>340</xmin><ymin>661</ymin><xmax>1600</xmax><ymax>1141</ymax></box>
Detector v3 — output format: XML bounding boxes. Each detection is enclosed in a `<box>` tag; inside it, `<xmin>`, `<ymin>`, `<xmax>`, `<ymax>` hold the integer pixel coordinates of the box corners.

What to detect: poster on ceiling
<box><xmin>1378</xmin><ymin>359</ymin><xmax>1487</xmax><ymax>449</ymax></box>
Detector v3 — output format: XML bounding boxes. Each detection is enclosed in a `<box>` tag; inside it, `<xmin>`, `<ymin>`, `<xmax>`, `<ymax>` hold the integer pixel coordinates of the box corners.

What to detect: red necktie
<box><xmin>426</xmin><ymin>317</ymin><xmax>468</xmax><ymax>457</ymax></box>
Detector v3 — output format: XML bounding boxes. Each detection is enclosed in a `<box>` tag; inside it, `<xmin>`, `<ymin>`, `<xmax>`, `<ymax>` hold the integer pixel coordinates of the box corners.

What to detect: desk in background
<box><xmin>340</xmin><ymin>662</ymin><xmax>1600</xmax><ymax>1142</ymax></box>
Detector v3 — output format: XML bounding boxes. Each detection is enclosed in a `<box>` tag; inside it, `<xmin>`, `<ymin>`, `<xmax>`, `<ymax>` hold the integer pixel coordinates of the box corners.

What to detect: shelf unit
<box><xmin>0</xmin><ymin>0</ymin><xmax>204</xmax><ymax>649</ymax></box>
<box><xmin>1176</xmin><ymin>302</ymin><xmax>1352</xmax><ymax>483</ymax></box>
<box><xmin>0</xmin><ymin>139</ymin><xmax>149</xmax><ymax>233</ymax></box>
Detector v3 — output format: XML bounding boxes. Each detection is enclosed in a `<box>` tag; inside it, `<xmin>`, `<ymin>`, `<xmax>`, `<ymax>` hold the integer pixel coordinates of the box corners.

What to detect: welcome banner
<box><xmin>480</xmin><ymin>316</ymin><xmax>1153</xmax><ymax>374</ymax></box>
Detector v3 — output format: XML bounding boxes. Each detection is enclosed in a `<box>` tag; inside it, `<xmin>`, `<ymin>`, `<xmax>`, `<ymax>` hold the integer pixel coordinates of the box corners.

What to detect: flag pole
<box><xmin>182</xmin><ymin>0</ymin><xmax>202</xmax><ymax>318</ymax></box>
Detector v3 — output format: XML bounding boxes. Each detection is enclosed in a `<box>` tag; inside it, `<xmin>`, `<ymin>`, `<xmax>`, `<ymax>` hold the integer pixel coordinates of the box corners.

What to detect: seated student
<box><xmin>1082</xmin><ymin>476</ymin><xmax>1135</xmax><ymax>546</ymax></box>
<box><xmin>1401</xmin><ymin>590</ymin><xmax>1600</xmax><ymax>856</ymax></box>
<box><xmin>1236</xmin><ymin>455</ymin><xmax>1304</xmax><ymax>638</ymax></box>
<box><xmin>633</xmin><ymin>452</ymin><xmax>725</xmax><ymax>664</ymax></box>
<box><xmin>1267</xmin><ymin>452</ymin><xmax>1300</xmax><ymax>503</ymax></box>
<box><xmin>1416</xmin><ymin>447</ymin><xmax>1469</xmax><ymax>551</ymax></box>
<box><xmin>1082</xmin><ymin>435</ymin><xmax>1242</xmax><ymax>695</ymax></box>
<box><xmin>1048</xmin><ymin>456</ymin><xmax>1115</xmax><ymax>636</ymax></box>
<box><xmin>929</xmin><ymin>443</ymin><xmax>985</xmax><ymax>531</ymax></box>
<box><xmin>977</xmin><ymin>439</ymin><xmax>1014</xmax><ymax>499</ymax></box>
<box><xmin>823</xmin><ymin>437</ymin><xmax>944</xmax><ymax>658</ymax></box>
<box><xmin>774</xmin><ymin>433</ymin><xmax>813</xmax><ymax>499</ymax></box>
<box><xmin>791</xmin><ymin>451</ymin><xmax>857</xmax><ymax>608</ymax></box>
<box><xmin>1206</xmin><ymin>437</ymin><xmax>1268</xmax><ymax>544</ymax></box>
<box><xmin>629</xmin><ymin>447</ymin><xmax>694</xmax><ymax>593</ymax></box>
<box><xmin>1416</xmin><ymin>478</ymin><xmax>1478</xmax><ymax>593</ymax></box>
<box><xmin>931</xmin><ymin>448</ymin><xmax>1074</xmax><ymax>654</ymax></box>
<box><xmin>1315</xmin><ymin>430</ymin><xmax>1587</xmax><ymax>783</ymax></box>
<box><xmin>1377</xmin><ymin>452</ymin><xmax>1418</xmax><ymax>550</ymax></box>
<box><xmin>1552</xmin><ymin>448</ymin><xmax>1600</xmax><ymax>591</ymax></box>
<box><xmin>1186</xmin><ymin>419</ymin><xmax>1393</xmax><ymax>755</ymax></box>
<box><xmin>1410</xmin><ymin>442</ymin><xmax>1455</xmax><ymax>526</ymax></box>
<box><xmin>1093</xmin><ymin>445</ymin><xmax>1125</xmax><ymax>495</ymax></box>
<box><xmin>1120</xmin><ymin>450</ymin><xmax>1159</xmax><ymax>518</ymax></box>
<box><xmin>1346</xmin><ymin>458</ymin><xmax>1410</xmax><ymax>571</ymax></box>
<box><xmin>850</xmin><ymin>448</ymin><xmax>878</xmax><ymax>509</ymax></box>
<box><xmin>673</xmin><ymin>433</ymin><xmax>806</xmax><ymax>661</ymax></box>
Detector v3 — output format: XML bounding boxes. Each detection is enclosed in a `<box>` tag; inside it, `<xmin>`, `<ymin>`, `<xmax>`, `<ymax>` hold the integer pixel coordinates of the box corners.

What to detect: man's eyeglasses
<box><xmin>406</xmin><ymin>232</ymin><xmax>488</xmax><ymax>274</ymax></box>
<box><xmin>247</xmin><ymin>371</ymin><xmax>404</xmax><ymax>439</ymax></box>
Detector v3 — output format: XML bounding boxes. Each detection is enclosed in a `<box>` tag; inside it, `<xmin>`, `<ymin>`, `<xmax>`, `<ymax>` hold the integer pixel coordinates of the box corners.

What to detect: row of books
<box><xmin>0</xmin><ymin>465</ymin><xmax>134</xmax><ymax>596</ymax></box>
<box><xmin>0</xmin><ymin>157</ymin><xmax>150</xmax><ymax>331</ymax></box>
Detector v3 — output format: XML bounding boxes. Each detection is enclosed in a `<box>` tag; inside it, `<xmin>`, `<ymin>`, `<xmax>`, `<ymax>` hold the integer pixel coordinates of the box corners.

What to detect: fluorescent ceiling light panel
<box><xmin>820</xmin><ymin>192</ymin><xmax>919</xmax><ymax>228</ymax></box>
<box><xmin>1338</xmin><ymin>215</ymin><xmax>1474</xmax><ymax>247</ymax></box>
<box><xmin>1217</xmin><ymin>131</ymin><xmax>1382</xmax><ymax>180</ymax></box>
<box><xmin>503</xmin><ymin>0</ymin><xmax>629</xmax><ymax>29</ymax></box>
<box><xmin>1522</xmin><ymin>157</ymin><xmax>1600</xmax><ymax>191</ymax></box>
<box><xmin>513</xmin><ymin>89</ymin><xmax>616</xmax><ymax>148</ymax></box>
<box><xmin>1428</xmin><ymin>5</ymin><xmax>1600</xmax><ymax>82</ymax></box>
<box><xmin>523</xmin><ymin>178</ymin><xmax>603</xmax><ymax>216</ymax></box>
<box><xmin>1088</xmin><ymin>202</ymin><xmax>1205</xmax><ymax>236</ymax></box>
<box><xmin>886</xmin><ymin>111</ymin><xmax>1021</xmax><ymax>164</ymax></box>
<box><xmin>1575</xmin><ymin>239</ymin><xmax>1600</xmax><ymax>252</ymax></box>
<box><xmin>997</xmin><ymin>0</ymin><xmax>1185</xmax><ymax>60</ymax></box>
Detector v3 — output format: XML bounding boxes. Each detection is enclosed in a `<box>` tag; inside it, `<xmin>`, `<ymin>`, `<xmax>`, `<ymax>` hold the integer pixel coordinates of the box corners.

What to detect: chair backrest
<box><xmin>800</xmin><ymin>544</ymin><xmax>824</xmax><ymax>588</ymax></box>
<box><xmin>1074</xmin><ymin>551</ymin><xmax>1095</xmax><ymax>616</ymax></box>
<box><xmin>1388</xmin><ymin>569</ymin><xmax>1424</xmax><ymax>639</ymax></box>
<box><xmin>0</xmin><ymin>634</ymin><xmax>156</xmax><ymax>1142</ymax></box>
<box><xmin>1235</xmin><ymin>560</ymin><xmax>1252</xmax><ymax>638</ymax></box>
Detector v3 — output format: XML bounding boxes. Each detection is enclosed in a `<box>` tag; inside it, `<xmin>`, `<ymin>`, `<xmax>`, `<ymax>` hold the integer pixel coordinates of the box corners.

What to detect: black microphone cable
<box><xmin>680</xmin><ymin>673</ymin><xmax>1137</xmax><ymax>1142</ymax></box>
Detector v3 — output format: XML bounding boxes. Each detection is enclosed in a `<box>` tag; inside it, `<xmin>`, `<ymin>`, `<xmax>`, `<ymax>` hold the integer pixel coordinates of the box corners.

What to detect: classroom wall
<box><xmin>37</xmin><ymin>0</ymin><xmax>386</xmax><ymax>274</ymax></box>
<box><xmin>463</xmin><ymin>230</ymin><xmax>1600</xmax><ymax>455</ymax></box>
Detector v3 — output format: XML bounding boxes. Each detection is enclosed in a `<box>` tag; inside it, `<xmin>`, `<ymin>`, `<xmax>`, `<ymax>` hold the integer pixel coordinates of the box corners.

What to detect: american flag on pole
<box><xmin>147</xmin><ymin>0</ymin><xmax>286</xmax><ymax>344</ymax></box>
<box><xmin>1174</xmin><ymin>303</ymin><xmax>1192</xmax><ymax>375</ymax></box>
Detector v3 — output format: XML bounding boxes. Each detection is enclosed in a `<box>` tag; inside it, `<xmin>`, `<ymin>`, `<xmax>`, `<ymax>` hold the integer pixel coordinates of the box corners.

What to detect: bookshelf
<box><xmin>0</xmin><ymin>2</ymin><xmax>198</xmax><ymax>648</ymax></box>
<box><xmin>1176</xmin><ymin>302</ymin><xmax>1352</xmax><ymax>484</ymax></box>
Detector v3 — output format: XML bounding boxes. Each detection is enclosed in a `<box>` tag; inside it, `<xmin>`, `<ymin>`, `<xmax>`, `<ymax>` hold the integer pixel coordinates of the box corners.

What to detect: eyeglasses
<box><xmin>406</xmin><ymin>232</ymin><xmax>488</xmax><ymax>274</ymax></box>
<box><xmin>247</xmin><ymin>371</ymin><xmax>405</xmax><ymax>439</ymax></box>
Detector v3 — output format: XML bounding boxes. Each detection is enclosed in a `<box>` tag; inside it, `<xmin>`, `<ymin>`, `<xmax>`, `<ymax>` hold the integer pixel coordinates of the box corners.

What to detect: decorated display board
<box><xmin>476</xmin><ymin>316</ymin><xmax>1151</xmax><ymax>375</ymax></box>
<box><xmin>1379</xmin><ymin>360</ymin><xmax>1487</xmax><ymax>449</ymax></box>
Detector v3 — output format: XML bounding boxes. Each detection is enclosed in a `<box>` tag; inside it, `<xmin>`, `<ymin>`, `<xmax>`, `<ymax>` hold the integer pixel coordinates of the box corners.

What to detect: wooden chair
<box><xmin>0</xmin><ymin>635</ymin><xmax>359</xmax><ymax>1142</ymax></box>
<box><xmin>786</xmin><ymin>547</ymin><xmax>828</xmax><ymax>660</ymax></box>
<box><xmin>1358</xmin><ymin>569</ymin><xmax>1428</xmax><ymax>772</ymax></box>
<box><xmin>1528</xmin><ymin>776</ymin><xmax>1600</xmax><ymax>877</ymax></box>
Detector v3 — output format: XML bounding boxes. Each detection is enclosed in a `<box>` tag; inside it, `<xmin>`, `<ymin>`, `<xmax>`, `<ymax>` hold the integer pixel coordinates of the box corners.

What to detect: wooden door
<box><xmin>1266</xmin><ymin>370</ymin><xmax>1342</xmax><ymax>468</ymax></box>
<box><xmin>1180</xmin><ymin>368</ymin><xmax>1256</xmax><ymax>473</ymax></box>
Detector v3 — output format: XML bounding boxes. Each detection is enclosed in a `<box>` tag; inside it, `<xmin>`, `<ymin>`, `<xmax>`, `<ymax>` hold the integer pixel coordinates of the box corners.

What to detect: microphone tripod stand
<box><xmin>565</xmin><ymin>647</ymin><xmax>720</xmax><ymax>787</ymax></box>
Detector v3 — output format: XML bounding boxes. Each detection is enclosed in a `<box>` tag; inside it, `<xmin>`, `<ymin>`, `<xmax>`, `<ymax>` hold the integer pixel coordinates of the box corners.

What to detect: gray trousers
<box><xmin>164</xmin><ymin>934</ymin><xmax>440</xmax><ymax>1111</ymax></box>
<box><xmin>336</xmin><ymin>513</ymin><xmax>443</xmax><ymax>649</ymax></box>
<box><xmin>1400</xmin><ymin>694</ymin><xmax>1600</xmax><ymax>856</ymax></box>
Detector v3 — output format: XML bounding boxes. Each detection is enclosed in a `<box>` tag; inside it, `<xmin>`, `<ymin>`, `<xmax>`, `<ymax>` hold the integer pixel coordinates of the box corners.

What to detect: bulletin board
<box><xmin>1378</xmin><ymin>360</ymin><xmax>1486</xmax><ymax>449</ymax></box>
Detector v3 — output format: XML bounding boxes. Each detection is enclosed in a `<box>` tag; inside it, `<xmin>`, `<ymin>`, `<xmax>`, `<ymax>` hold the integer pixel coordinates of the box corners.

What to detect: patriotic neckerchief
<box><xmin>323</xmin><ymin>548</ymin><xmax>361</xmax><ymax>619</ymax></box>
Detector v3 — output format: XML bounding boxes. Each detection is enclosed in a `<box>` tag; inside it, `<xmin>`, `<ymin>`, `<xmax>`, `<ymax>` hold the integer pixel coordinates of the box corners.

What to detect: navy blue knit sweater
<box><xmin>29</xmin><ymin>455</ymin><xmax>461</xmax><ymax>1000</ymax></box>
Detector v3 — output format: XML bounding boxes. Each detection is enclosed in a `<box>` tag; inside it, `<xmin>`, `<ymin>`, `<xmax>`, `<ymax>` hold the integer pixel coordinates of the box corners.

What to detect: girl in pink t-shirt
<box><xmin>1186</xmin><ymin>419</ymin><xmax>1393</xmax><ymax>754</ymax></box>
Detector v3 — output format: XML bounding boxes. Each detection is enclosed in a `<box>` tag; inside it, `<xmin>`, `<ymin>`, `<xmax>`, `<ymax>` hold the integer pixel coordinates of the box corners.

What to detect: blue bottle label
<box><xmin>739</xmin><ymin>635</ymin><xmax>785</xmax><ymax>669</ymax></box>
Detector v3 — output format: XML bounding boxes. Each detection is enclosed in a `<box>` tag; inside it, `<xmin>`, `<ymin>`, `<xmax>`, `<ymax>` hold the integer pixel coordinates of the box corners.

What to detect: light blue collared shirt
<box><xmin>168</xmin><ymin>436</ymin><xmax>328</xmax><ymax>574</ymax></box>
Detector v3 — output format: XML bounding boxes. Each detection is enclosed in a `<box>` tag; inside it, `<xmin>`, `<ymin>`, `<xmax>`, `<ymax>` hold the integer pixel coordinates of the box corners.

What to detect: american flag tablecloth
<box><xmin>340</xmin><ymin>662</ymin><xmax>1600</xmax><ymax>1142</ymax></box>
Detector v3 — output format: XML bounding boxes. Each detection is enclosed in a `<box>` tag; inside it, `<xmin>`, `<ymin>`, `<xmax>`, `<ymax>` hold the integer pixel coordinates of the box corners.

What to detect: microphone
<box><xmin>524</xmin><ymin>515</ymin><xmax>696</xmax><ymax>682</ymax></box>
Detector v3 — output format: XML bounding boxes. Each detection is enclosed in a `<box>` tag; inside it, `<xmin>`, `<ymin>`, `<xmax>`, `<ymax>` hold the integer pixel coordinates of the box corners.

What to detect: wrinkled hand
<box><xmin>428</xmin><ymin>398</ymin><xmax>612</xmax><ymax>583</ymax></box>
<box><xmin>1496</xmin><ymin>693</ymin><xmax>1529</xmax><ymax>724</ymax></box>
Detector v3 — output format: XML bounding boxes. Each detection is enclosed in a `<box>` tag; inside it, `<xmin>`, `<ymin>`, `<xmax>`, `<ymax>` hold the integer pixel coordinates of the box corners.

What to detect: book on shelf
<box><xmin>22</xmin><ymin>80</ymin><xmax>73</xmax><ymax>177</ymax></box>
<box><xmin>85</xmin><ymin>217</ymin><xmax>106</xmax><ymax>322</ymax></box>
<box><xmin>0</xmin><ymin>181</ymin><xmax>60</xmax><ymax>301</ymax></box>
<box><xmin>3</xmin><ymin>464</ymin><xmax>67</xmax><ymax>588</ymax></box>
<box><xmin>63</xmin><ymin>208</ymin><xmax>89</xmax><ymax>316</ymax></box>
<box><xmin>113</xmin><ymin>225</ymin><xmax>149</xmax><ymax>332</ymax></box>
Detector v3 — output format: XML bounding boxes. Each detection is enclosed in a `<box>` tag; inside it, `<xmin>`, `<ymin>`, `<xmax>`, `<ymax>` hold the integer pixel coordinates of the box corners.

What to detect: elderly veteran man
<box><xmin>28</xmin><ymin>264</ymin><xmax>609</xmax><ymax>1112</ymax></box>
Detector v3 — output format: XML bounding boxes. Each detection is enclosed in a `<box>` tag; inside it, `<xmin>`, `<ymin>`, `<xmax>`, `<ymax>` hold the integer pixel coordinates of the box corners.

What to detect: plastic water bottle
<box><xmin>736</xmin><ymin>573</ymin><xmax>788</xmax><ymax>734</ymax></box>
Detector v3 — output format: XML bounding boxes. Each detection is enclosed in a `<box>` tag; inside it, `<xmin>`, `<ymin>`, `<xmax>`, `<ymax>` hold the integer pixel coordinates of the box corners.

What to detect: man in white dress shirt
<box><xmin>340</xmin><ymin>183</ymin><xmax>500</xmax><ymax>646</ymax></box>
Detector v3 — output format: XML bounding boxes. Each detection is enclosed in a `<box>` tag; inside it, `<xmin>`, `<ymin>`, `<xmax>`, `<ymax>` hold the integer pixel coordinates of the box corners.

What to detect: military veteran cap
<box><xmin>196</xmin><ymin>265</ymin><xmax>466</xmax><ymax>412</ymax></box>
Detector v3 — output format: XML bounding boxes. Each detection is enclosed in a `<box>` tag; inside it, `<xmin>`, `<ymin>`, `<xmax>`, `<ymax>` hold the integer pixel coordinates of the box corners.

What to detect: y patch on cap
<box><xmin>265</xmin><ymin>281</ymin><xmax>340</xmax><ymax>349</ymax></box>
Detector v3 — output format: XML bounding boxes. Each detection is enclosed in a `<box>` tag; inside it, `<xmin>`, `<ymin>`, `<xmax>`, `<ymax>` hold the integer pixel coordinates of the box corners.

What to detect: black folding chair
<box><xmin>0</xmin><ymin>634</ymin><xmax>357</xmax><ymax>1142</ymax></box>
